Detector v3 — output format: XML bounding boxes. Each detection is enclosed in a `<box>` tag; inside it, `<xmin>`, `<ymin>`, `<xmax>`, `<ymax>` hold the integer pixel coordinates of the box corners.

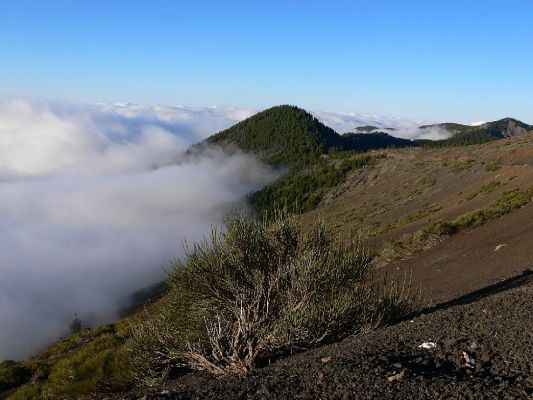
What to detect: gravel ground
<box><xmin>112</xmin><ymin>270</ymin><xmax>533</xmax><ymax>400</ymax></box>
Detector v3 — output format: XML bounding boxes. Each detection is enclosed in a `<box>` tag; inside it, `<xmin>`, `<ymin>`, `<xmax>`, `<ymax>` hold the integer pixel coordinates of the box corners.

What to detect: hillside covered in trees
<box><xmin>207</xmin><ymin>106</ymin><xmax>531</xmax><ymax>165</ymax></box>
<box><xmin>206</xmin><ymin>105</ymin><xmax>417</xmax><ymax>167</ymax></box>
<box><xmin>420</xmin><ymin>118</ymin><xmax>532</xmax><ymax>147</ymax></box>
<box><xmin>205</xmin><ymin>106</ymin><xmax>531</xmax><ymax>214</ymax></box>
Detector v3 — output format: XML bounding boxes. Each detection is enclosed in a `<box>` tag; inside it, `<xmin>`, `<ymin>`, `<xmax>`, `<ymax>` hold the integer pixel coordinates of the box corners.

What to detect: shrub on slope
<box><xmin>131</xmin><ymin>211</ymin><xmax>417</xmax><ymax>379</ymax></box>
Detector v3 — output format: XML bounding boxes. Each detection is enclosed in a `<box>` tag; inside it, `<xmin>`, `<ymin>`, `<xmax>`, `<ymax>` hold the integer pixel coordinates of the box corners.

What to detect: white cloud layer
<box><xmin>0</xmin><ymin>99</ymin><xmax>271</xmax><ymax>360</ymax></box>
<box><xmin>312</xmin><ymin>110</ymin><xmax>452</xmax><ymax>140</ymax></box>
<box><xmin>0</xmin><ymin>99</ymin><xmax>452</xmax><ymax>360</ymax></box>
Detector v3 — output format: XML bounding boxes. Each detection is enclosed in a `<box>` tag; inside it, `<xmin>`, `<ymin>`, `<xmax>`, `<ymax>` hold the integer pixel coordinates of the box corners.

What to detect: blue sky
<box><xmin>1</xmin><ymin>0</ymin><xmax>532</xmax><ymax>122</ymax></box>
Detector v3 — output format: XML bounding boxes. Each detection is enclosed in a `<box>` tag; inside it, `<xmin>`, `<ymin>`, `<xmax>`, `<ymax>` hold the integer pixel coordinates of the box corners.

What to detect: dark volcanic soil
<box><xmin>112</xmin><ymin>271</ymin><xmax>533</xmax><ymax>400</ymax></box>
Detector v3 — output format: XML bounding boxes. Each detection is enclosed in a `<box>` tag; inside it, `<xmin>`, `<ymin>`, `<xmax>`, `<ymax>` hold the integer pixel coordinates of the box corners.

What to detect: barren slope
<box><xmin>303</xmin><ymin>131</ymin><xmax>533</xmax><ymax>301</ymax></box>
<box><xmin>111</xmin><ymin>271</ymin><xmax>533</xmax><ymax>400</ymax></box>
<box><xmin>307</xmin><ymin>131</ymin><xmax>533</xmax><ymax>242</ymax></box>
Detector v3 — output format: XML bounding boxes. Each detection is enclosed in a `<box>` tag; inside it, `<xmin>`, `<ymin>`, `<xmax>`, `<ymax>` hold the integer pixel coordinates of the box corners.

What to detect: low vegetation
<box><xmin>465</xmin><ymin>180</ymin><xmax>501</xmax><ymax>200</ymax></box>
<box><xmin>450</xmin><ymin>159</ymin><xmax>476</xmax><ymax>173</ymax></box>
<box><xmin>5</xmin><ymin>324</ymin><xmax>132</xmax><ymax>400</ymax></box>
<box><xmin>131</xmin><ymin>211</ymin><xmax>418</xmax><ymax>380</ymax></box>
<box><xmin>250</xmin><ymin>154</ymin><xmax>380</xmax><ymax>213</ymax></box>
<box><xmin>0</xmin><ymin>361</ymin><xmax>31</xmax><ymax>392</ymax></box>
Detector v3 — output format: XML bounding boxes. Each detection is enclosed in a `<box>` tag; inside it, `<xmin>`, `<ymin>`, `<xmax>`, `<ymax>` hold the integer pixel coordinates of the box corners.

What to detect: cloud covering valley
<box><xmin>0</xmin><ymin>99</ymin><xmax>268</xmax><ymax>360</ymax></box>
<box><xmin>0</xmin><ymin>99</ymin><xmax>453</xmax><ymax>360</ymax></box>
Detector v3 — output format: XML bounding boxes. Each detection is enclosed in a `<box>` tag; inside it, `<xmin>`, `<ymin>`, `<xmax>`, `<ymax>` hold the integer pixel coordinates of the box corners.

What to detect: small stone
<box><xmin>392</xmin><ymin>362</ymin><xmax>402</xmax><ymax>369</ymax></box>
<box><xmin>387</xmin><ymin>370</ymin><xmax>405</xmax><ymax>382</ymax></box>
<box><xmin>300</xmin><ymin>392</ymin><xmax>311</xmax><ymax>400</ymax></box>
<box><xmin>317</xmin><ymin>370</ymin><xmax>326</xmax><ymax>383</ymax></box>
<box><xmin>480</xmin><ymin>353</ymin><xmax>491</xmax><ymax>364</ymax></box>
<box><xmin>320</xmin><ymin>356</ymin><xmax>332</xmax><ymax>364</ymax></box>
<box><xmin>257</xmin><ymin>384</ymin><xmax>270</xmax><ymax>395</ymax></box>
<box><xmin>463</xmin><ymin>351</ymin><xmax>475</xmax><ymax>369</ymax></box>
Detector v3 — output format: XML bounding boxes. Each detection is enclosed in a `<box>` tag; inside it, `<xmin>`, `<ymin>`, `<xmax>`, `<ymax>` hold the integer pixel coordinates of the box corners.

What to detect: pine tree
<box><xmin>69</xmin><ymin>313</ymin><xmax>82</xmax><ymax>334</ymax></box>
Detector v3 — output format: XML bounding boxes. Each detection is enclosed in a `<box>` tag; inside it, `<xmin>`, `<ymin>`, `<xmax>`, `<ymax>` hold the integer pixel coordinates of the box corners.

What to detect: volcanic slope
<box><xmin>105</xmin><ymin>130</ymin><xmax>533</xmax><ymax>400</ymax></box>
<box><xmin>110</xmin><ymin>271</ymin><xmax>533</xmax><ymax>400</ymax></box>
<box><xmin>302</xmin><ymin>130</ymin><xmax>533</xmax><ymax>301</ymax></box>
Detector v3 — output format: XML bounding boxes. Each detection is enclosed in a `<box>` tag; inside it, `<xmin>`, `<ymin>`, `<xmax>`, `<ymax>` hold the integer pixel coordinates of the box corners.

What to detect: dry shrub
<box><xmin>131</xmin><ymin>211</ymin><xmax>417</xmax><ymax>380</ymax></box>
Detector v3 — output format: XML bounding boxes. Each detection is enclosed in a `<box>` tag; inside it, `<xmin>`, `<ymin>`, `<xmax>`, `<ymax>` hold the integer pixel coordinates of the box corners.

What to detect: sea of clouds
<box><xmin>0</xmin><ymin>99</ymin><xmax>453</xmax><ymax>360</ymax></box>
<box><xmin>313</xmin><ymin>110</ymin><xmax>453</xmax><ymax>140</ymax></box>
<box><xmin>0</xmin><ymin>98</ymin><xmax>270</xmax><ymax>360</ymax></box>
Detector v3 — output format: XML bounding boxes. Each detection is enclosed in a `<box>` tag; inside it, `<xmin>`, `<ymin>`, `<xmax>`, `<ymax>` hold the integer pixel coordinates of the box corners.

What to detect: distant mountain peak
<box><xmin>421</xmin><ymin>118</ymin><xmax>531</xmax><ymax>140</ymax></box>
<box><xmin>205</xmin><ymin>105</ymin><xmax>415</xmax><ymax>166</ymax></box>
<box><xmin>474</xmin><ymin>117</ymin><xmax>530</xmax><ymax>137</ymax></box>
<box><xmin>206</xmin><ymin>105</ymin><xmax>340</xmax><ymax>167</ymax></box>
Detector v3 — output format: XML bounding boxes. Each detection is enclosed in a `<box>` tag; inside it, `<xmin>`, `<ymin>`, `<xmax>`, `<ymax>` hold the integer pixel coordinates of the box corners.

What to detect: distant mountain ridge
<box><xmin>341</xmin><ymin>131</ymin><xmax>413</xmax><ymax>152</ymax></box>
<box><xmin>206</xmin><ymin>105</ymin><xmax>340</xmax><ymax>167</ymax></box>
<box><xmin>420</xmin><ymin>122</ymin><xmax>472</xmax><ymax>135</ymax></box>
<box><xmin>205</xmin><ymin>105</ymin><xmax>532</xmax><ymax>164</ymax></box>
<box><xmin>206</xmin><ymin>105</ymin><xmax>414</xmax><ymax>167</ymax></box>
<box><xmin>422</xmin><ymin>118</ymin><xmax>531</xmax><ymax>136</ymax></box>
<box><xmin>354</xmin><ymin>125</ymin><xmax>396</xmax><ymax>133</ymax></box>
<box><xmin>474</xmin><ymin>117</ymin><xmax>531</xmax><ymax>137</ymax></box>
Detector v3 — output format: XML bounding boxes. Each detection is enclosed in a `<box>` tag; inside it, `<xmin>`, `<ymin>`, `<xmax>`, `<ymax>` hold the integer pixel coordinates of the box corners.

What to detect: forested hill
<box><xmin>205</xmin><ymin>105</ymin><xmax>415</xmax><ymax>167</ymax></box>
<box><xmin>205</xmin><ymin>106</ymin><xmax>532</xmax><ymax>165</ymax></box>
<box><xmin>206</xmin><ymin>105</ymin><xmax>341</xmax><ymax>167</ymax></box>
<box><xmin>420</xmin><ymin>118</ymin><xmax>532</xmax><ymax>147</ymax></box>
<box><xmin>341</xmin><ymin>131</ymin><xmax>413</xmax><ymax>151</ymax></box>
<box><xmin>420</xmin><ymin>122</ymin><xmax>471</xmax><ymax>135</ymax></box>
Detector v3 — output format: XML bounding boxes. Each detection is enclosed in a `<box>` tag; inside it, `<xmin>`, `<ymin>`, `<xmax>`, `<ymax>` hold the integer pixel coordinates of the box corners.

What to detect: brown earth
<box><xmin>305</xmin><ymin>131</ymin><xmax>533</xmax><ymax>247</ymax></box>
<box><xmin>390</xmin><ymin>203</ymin><xmax>533</xmax><ymax>303</ymax></box>
<box><xmin>303</xmin><ymin>131</ymin><xmax>533</xmax><ymax>302</ymax></box>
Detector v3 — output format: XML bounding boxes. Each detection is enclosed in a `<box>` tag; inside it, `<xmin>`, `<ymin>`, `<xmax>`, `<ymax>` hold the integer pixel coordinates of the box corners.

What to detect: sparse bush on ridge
<box><xmin>379</xmin><ymin>187</ymin><xmax>533</xmax><ymax>262</ymax></box>
<box><xmin>131</xmin><ymin>210</ymin><xmax>418</xmax><ymax>380</ymax></box>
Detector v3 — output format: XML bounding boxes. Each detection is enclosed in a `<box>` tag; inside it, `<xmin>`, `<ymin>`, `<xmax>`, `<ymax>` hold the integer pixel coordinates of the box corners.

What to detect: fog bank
<box><xmin>312</xmin><ymin>110</ymin><xmax>452</xmax><ymax>140</ymax></box>
<box><xmin>0</xmin><ymin>99</ymin><xmax>272</xmax><ymax>360</ymax></box>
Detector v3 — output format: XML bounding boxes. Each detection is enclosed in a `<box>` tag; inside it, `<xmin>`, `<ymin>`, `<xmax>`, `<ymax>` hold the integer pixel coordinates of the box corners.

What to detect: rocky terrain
<box><xmin>109</xmin><ymin>269</ymin><xmax>533</xmax><ymax>399</ymax></box>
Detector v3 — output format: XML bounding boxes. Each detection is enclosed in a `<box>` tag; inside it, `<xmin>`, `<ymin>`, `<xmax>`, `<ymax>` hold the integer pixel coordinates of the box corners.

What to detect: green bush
<box><xmin>6</xmin><ymin>323</ymin><xmax>132</xmax><ymax>400</ymax></box>
<box><xmin>250</xmin><ymin>155</ymin><xmax>379</xmax><ymax>214</ymax></box>
<box><xmin>485</xmin><ymin>163</ymin><xmax>501</xmax><ymax>172</ymax></box>
<box><xmin>131</xmin><ymin>211</ymin><xmax>417</xmax><ymax>379</ymax></box>
<box><xmin>0</xmin><ymin>361</ymin><xmax>31</xmax><ymax>392</ymax></box>
<box><xmin>465</xmin><ymin>180</ymin><xmax>501</xmax><ymax>200</ymax></box>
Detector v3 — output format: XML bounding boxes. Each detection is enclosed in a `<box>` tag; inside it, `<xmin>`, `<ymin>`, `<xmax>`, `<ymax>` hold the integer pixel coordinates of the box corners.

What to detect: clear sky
<box><xmin>1</xmin><ymin>0</ymin><xmax>532</xmax><ymax>122</ymax></box>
